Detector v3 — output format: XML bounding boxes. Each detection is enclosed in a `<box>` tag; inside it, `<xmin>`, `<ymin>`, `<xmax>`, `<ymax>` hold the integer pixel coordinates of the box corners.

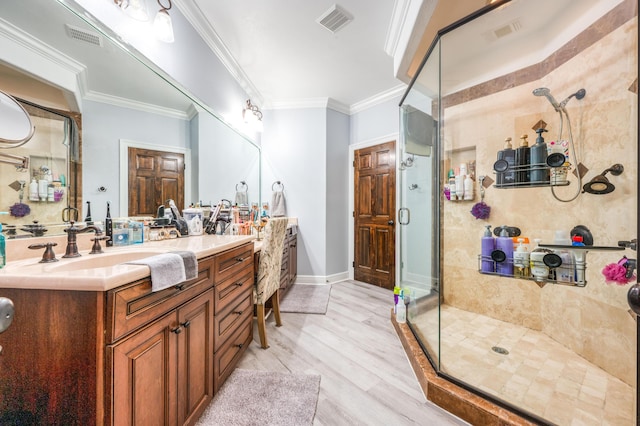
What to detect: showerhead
<box><xmin>533</xmin><ymin>87</ymin><xmax>560</xmax><ymax>112</ymax></box>
<box><xmin>559</xmin><ymin>88</ymin><xmax>586</xmax><ymax>109</ymax></box>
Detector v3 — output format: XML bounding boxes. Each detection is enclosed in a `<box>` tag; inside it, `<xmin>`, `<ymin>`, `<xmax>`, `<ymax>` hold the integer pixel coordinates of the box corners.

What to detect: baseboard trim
<box><xmin>296</xmin><ymin>272</ymin><xmax>349</xmax><ymax>285</ymax></box>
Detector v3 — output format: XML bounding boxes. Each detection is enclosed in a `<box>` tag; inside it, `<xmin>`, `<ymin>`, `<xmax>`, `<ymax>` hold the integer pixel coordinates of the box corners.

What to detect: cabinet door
<box><xmin>177</xmin><ymin>290</ymin><xmax>214</xmax><ymax>426</ymax></box>
<box><xmin>109</xmin><ymin>312</ymin><xmax>178</xmax><ymax>426</ymax></box>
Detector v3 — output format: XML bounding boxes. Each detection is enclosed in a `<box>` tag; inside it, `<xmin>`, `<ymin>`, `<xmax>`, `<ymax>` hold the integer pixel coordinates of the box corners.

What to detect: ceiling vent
<box><xmin>316</xmin><ymin>4</ymin><xmax>353</xmax><ymax>33</ymax></box>
<box><xmin>65</xmin><ymin>24</ymin><xmax>103</xmax><ymax>47</ymax></box>
<box><xmin>483</xmin><ymin>19</ymin><xmax>522</xmax><ymax>42</ymax></box>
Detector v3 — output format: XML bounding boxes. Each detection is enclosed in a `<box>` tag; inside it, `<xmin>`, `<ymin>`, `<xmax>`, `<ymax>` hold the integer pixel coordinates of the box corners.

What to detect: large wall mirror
<box><xmin>0</xmin><ymin>0</ymin><xmax>260</xmax><ymax>237</ymax></box>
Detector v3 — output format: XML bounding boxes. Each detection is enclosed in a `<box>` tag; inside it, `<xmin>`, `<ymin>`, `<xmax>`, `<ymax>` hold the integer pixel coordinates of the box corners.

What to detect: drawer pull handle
<box><xmin>235</xmin><ymin>282</ymin><xmax>243</xmax><ymax>287</ymax></box>
<box><xmin>181</xmin><ymin>320</ymin><xmax>191</xmax><ymax>328</ymax></box>
<box><xmin>235</xmin><ymin>257</ymin><xmax>245</xmax><ymax>262</ymax></box>
<box><xmin>174</xmin><ymin>284</ymin><xmax>185</xmax><ymax>291</ymax></box>
<box><xmin>235</xmin><ymin>343</ymin><xmax>243</xmax><ymax>349</ymax></box>
<box><xmin>234</xmin><ymin>310</ymin><xmax>243</xmax><ymax>315</ymax></box>
<box><xmin>171</xmin><ymin>326</ymin><xmax>182</xmax><ymax>334</ymax></box>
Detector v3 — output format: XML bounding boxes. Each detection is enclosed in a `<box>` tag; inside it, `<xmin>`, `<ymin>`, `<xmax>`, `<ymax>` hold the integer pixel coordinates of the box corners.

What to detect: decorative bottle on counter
<box><xmin>530</xmin><ymin>128</ymin><xmax>550</xmax><ymax>184</ymax></box>
<box><xmin>515</xmin><ymin>134</ymin><xmax>531</xmax><ymax>184</ymax></box>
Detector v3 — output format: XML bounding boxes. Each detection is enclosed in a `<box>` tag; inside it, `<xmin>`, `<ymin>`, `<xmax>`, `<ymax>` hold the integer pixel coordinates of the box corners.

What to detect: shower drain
<box><xmin>491</xmin><ymin>346</ymin><xmax>509</xmax><ymax>355</ymax></box>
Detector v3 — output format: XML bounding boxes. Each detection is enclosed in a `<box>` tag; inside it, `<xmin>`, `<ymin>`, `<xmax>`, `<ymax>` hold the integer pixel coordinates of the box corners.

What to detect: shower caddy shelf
<box><xmin>493</xmin><ymin>162</ymin><xmax>570</xmax><ymax>189</ymax></box>
<box><xmin>477</xmin><ymin>245</ymin><xmax>624</xmax><ymax>288</ymax></box>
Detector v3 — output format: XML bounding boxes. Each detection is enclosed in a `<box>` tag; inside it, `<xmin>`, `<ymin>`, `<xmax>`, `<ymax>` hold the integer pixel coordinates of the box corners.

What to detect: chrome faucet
<box><xmin>63</xmin><ymin>221</ymin><xmax>102</xmax><ymax>258</ymax></box>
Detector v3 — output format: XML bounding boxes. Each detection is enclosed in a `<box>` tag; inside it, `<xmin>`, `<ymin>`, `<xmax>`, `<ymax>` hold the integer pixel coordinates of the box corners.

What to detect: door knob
<box><xmin>388</xmin><ymin>220</ymin><xmax>394</xmax><ymax>225</ymax></box>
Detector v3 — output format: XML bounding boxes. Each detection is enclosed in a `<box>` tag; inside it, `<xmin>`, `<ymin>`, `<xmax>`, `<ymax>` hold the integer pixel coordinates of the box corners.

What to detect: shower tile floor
<box><xmin>410</xmin><ymin>305</ymin><xmax>635</xmax><ymax>425</ymax></box>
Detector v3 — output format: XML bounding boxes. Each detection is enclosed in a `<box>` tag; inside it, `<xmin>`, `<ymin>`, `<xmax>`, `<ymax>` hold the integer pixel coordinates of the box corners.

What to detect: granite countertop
<box><xmin>0</xmin><ymin>234</ymin><xmax>255</xmax><ymax>292</ymax></box>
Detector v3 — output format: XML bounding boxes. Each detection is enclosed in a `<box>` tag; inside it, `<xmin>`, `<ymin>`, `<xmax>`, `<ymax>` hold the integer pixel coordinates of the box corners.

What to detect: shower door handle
<box><xmin>398</xmin><ymin>208</ymin><xmax>410</xmax><ymax>225</ymax></box>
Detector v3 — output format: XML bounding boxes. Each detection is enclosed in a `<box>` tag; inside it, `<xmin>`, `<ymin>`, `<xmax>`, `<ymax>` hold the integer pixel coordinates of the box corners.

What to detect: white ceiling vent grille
<box><xmin>317</xmin><ymin>4</ymin><xmax>353</xmax><ymax>33</ymax></box>
<box><xmin>483</xmin><ymin>19</ymin><xmax>522</xmax><ymax>42</ymax></box>
<box><xmin>65</xmin><ymin>24</ymin><xmax>103</xmax><ymax>47</ymax></box>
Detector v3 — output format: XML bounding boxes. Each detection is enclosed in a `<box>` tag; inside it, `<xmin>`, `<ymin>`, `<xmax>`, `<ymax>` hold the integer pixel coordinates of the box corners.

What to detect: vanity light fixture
<box><xmin>243</xmin><ymin>99</ymin><xmax>263</xmax><ymax>122</ymax></box>
<box><xmin>113</xmin><ymin>0</ymin><xmax>149</xmax><ymax>22</ymax></box>
<box><xmin>153</xmin><ymin>0</ymin><xmax>175</xmax><ymax>43</ymax></box>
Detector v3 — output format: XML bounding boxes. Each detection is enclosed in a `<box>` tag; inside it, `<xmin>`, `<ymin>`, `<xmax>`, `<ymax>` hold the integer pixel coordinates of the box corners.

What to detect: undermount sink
<box><xmin>42</xmin><ymin>250</ymin><xmax>168</xmax><ymax>272</ymax></box>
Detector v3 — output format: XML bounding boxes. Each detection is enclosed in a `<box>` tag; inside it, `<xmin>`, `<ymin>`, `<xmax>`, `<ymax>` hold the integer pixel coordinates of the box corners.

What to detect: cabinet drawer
<box><xmin>214</xmin><ymin>291</ymin><xmax>252</xmax><ymax>352</ymax></box>
<box><xmin>213</xmin><ymin>319</ymin><xmax>252</xmax><ymax>392</ymax></box>
<box><xmin>214</xmin><ymin>266</ymin><xmax>253</xmax><ymax>314</ymax></box>
<box><xmin>106</xmin><ymin>257</ymin><xmax>214</xmax><ymax>343</ymax></box>
<box><xmin>214</xmin><ymin>243</ymin><xmax>253</xmax><ymax>283</ymax></box>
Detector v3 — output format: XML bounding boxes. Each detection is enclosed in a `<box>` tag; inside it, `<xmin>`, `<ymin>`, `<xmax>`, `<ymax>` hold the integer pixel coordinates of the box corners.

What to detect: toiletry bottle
<box><xmin>495</xmin><ymin>226</ymin><xmax>514</xmax><ymax>276</ymax></box>
<box><xmin>513</xmin><ymin>238</ymin><xmax>530</xmax><ymax>278</ymax></box>
<box><xmin>530</xmin><ymin>128</ymin><xmax>550</xmax><ymax>183</ymax></box>
<box><xmin>29</xmin><ymin>178</ymin><xmax>39</xmax><ymax>201</ymax></box>
<box><xmin>530</xmin><ymin>239</ymin><xmax>551</xmax><ymax>282</ymax></box>
<box><xmin>572</xmin><ymin>235</ymin><xmax>586</xmax><ymax>284</ymax></box>
<box><xmin>553</xmin><ymin>230</ymin><xmax>574</xmax><ymax>282</ymax></box>
<box><xmin>454</xmin><ymin>167</ymin><xmax>464</xmax><ymax>200</ymax></box>
<box><xmin>105</xmin><ymin>201</ymin><xmax>113</xmax><ymax>247</ymax></box>
<box><xmin>0</xmin><ymin>223</ymin><xmax>5</xmax><ymax>268</ymax></box>
<box><xmin>448</xmin><ymin>169</ymin><xmax>456</xmax><ymax>200</ymax></box>
<box><xmin>496</xmin><ymin>137</ymin><xmax>516</xmax><ymax>185</ymax></box>
<box><xmin>396</xmin><ymin>291</ymin><xmax>406</xmax><ymax>323</ymax></box>
<box><xmin>515</xmin><ymin>134</ymin><xmax>531</xmax><ymax>184</ymax></box>
<box><xmin>463</xmin><ymin>174</ymin><xmax>474</xmax><ymax>200</ymax></box>
<box><xmin>481</xmin><ymin>225</ymin><xmax>495</xmax><ymax>273</ymax></box>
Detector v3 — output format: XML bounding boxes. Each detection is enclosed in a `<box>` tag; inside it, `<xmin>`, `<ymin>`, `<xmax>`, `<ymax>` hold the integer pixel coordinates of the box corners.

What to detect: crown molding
<box><xmin>349</xmin><ymin>84</ymin><xmax>406</xmax><ymax>114</ymax></box>
<box><xmin>173</xmin><ymin>0</ymin><xmax>264</xmax><ymax>106</ymax></box>
<box><xmin>267</xmin><ymin>98</ymin><xmax>349</xmax><ymax>115</ymax></box>
<box><xmin>0</xmin><ymin>17</ymin><xmax>87</xmax><ymax>109</ymax></box>
<box><xmin>385</xmin><ymin>0</ymin><xmax>411</xmax><ymax>57</ymax></box>
<box><xmin>83</xmin><ymin>91</ymin><xmax>191</xmax><ymax>120</ymax></box>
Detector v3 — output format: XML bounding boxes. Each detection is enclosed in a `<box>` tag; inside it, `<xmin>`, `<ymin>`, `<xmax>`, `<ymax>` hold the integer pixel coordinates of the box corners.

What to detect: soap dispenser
<box><xmin>496</xmin><ymin>137</ymin><xmax>515</xmax><ymax>185</ymax></box>
<box><xmin>530</xmin><ymin>128</ymin><xmax>550</xmax><ymax>183</ymax></box>
<box><xmin>495</xmin><ymin>226</ymin><xmax>514</xmax><ymax>276</ymax></box>
<box><xmin>515</xmin><ymin>134</ymin><xmax>531</xmax><ymax>184</ymax></box>
<box><xmin>481</xmin><ymin>225</ymin><xmax>495</xmax><ymax>273</ymax></box>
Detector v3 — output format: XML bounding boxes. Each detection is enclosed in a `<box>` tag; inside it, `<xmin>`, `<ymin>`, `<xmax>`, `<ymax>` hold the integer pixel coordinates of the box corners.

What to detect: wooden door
<box><xmin>109</xmin><ymin>312</ymin><xmax>178</xmax><ymax>426</ymax></box>
<box><xmin>128</xmin><ymin>147</ymin><xmax>184</xmax><ymax>216</ymax></box>
<box><xmin>177</xmin><ymin>290</ymin><xmax>214</xmax><ymax>426</ymax></box>
<box><xmin>354</xmin><ymin>141</ymin><xmax>396</xmax><ymax>289</ymax></box>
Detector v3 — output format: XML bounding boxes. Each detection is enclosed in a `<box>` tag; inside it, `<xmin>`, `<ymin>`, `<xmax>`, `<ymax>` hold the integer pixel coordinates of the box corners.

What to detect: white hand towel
<box><xmin>126</xmin><ymin>253</ymin><xmax>186</xmax><ymax>292</ymax></box>
<box><xmin>171</xmin><ymin>250</ymin><xmax>198</xmax><ymax>281</ymax></box>
<box><xmin>271</xmin><ymin>191</ymin><xmax>286</xmax><ymax>217</ymax></box>
<box><xmin>235</xmin><ymin>191</ymin><xmax>248</xmax><ymax>206</ymax></box>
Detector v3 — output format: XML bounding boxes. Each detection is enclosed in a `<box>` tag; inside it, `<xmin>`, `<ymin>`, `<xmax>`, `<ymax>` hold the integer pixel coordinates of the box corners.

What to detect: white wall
<box><xmin>326</xmin><ymin>109</ymin><xmax>350</xmax><ymax>277</ymax></box>
<box><xmin>350</xmin><ymin>96</ymin><xmax>402</xmax><ymax>145</ymax></box>
<box><xmin>261</xmin><ymin>108</ymin><xmax>327</xmax><ymax>278</ymax></box>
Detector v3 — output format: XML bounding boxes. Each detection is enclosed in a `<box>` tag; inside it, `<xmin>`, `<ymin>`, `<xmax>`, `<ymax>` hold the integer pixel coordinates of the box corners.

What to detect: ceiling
<box><xmin>176</xmin><ymin>0</ymin><xmax>408</xmax><ymax>112</ymax></box>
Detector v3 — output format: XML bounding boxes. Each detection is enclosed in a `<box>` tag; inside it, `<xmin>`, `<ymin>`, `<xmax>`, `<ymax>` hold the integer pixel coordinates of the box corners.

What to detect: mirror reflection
<box><xmin>0</xmin><ymin>0</ymin><xmax>260</xmax><ymax>237</ymax></box>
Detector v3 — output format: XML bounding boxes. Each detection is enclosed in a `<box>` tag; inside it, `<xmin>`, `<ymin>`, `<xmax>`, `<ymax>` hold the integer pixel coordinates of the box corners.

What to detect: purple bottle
<box><xmin>481</xmin><ymin>225</ymin><xmax>495</xmax><ymax>273</ymax></box>
<box><xmin>496</xmin><ymin>226</ymin><xmax>514</xmax><ymax>276</ymax></box>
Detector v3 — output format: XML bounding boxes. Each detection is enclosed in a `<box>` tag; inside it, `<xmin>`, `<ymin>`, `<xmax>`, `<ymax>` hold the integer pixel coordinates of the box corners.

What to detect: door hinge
<box><xmin>352</xmin><ymin>160</ymin><xmax>355</xmax><ymax>167</ymax></box>
<box><xmin>184</xmin><ymin>164</ymin><xmax>186</xmax><ymax>170</ymax></box>
<box><xmin>352</xmin><ymin>261</ymin><xmax>355</xmax><ymax>267</ymax></box>
<box><xmin>352</xmin><ymin>211</ymin><xmax>355</xmax><ymax>217</ymax></box>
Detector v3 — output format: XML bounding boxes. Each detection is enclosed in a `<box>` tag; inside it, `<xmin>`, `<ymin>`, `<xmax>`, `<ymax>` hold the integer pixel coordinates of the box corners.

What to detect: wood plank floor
<box><xmin>237</xmin><ymin>280</ymin><xmax>468</xmax><ymax>425</ymax></box>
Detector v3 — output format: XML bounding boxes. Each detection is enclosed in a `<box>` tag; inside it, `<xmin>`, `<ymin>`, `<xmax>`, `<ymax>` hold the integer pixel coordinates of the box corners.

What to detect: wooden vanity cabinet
<box><xmin>0</xmin><ymin>242</ymin><xmax>254</xmax><ymax>426</ymax></box>
<box><xmin>106</xmin><ymin>256</ymin><xmax>215</xmax><ymax>426</ymax></box>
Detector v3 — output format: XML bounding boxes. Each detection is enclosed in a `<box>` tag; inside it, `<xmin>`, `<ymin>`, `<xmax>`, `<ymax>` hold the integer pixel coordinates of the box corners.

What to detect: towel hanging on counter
<box><xmin>271</xmin><ymin>181</ymin><xmax>286</xmax><ymax>217</ymax></box>
<box><xmin>126</xmin><ymin>253</ymin><xmax>186</xmax><ymax>292</ymax></box>
<box><xmin>171</xmin><ymin>250</ymin><xmax>198</xmax><ymax>281</ymax></box>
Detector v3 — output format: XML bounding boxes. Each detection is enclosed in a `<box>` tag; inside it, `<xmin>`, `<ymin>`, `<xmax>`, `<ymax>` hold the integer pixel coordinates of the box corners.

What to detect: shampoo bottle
<box><xmin>513</xmin><ymin>238</ymin><xmax>530</xmax><ymax>278</ymax></box>
<box><xmin>454</xmin><ymin>168</ymin><xmax>464</xmax><ymax>200</ymax></box>
<box><xmin>554</xmin><ymin>230</ymin><xmax>574</xmax><ymax>282</ymax></box>
<box><xmin>530</xmin><ymin>128</ymin><xmax>550</xmax><ymax>183</ymax></box>
<box><xmin>29</xmin><ymin>178</ymin><xmax>39</xmax><ymax>201</ymax></box>
<box><xmin>495</xmin><ymin>226</ymin><xmax>514</xmax><ymax>276</ymax></box>
<box><xmin>572</xmin><ymin>235</ymin><xmax>586</xmax><ymax>284</ymax></box>
<box><xmin>481</xmin><ymin>225</ymin><xmax>495</xmax><ymax>273</ymax></box>
<box><xmin>396</xmin><ymin>291</ymin><xmax>406</xmax><ymax>323</ymax></box>
<box><xmin>463</xmin><ymin>174</ymin><xmax>474</xmax><ymax>200</ymax></box>
<box><xmin>496</xmin><ymin>137</ymin><xmax>516</xmax><ymax>185</ymax></box>
<box><xmin>530</xmin><ymin>239</ymin><xmax>551</xmax><ymax>281</ymax></box>
<box><xmin>515</xmin><ymin>134</ymin><xmax>531</xmax><ymax>184</ymax></box>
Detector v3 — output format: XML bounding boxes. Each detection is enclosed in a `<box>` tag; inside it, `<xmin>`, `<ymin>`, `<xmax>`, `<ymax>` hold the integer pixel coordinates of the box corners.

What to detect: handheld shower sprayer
<box><xmin>532</xmin><ymin>87</ymin><xmax>560</xmax><ymax>111</ymax></box>
<box><xmin>559</xmin><ymin>88</ymin><xmax>586</xmax><ymax>109</ymax></box>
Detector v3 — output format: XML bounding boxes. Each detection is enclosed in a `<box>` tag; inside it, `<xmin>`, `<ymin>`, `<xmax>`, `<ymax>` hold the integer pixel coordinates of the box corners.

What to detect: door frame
<box><xmin>119</xmin><ymin>139</ymin><xmax>192</xmax><ymax>216</ymax></box>
<box><xmin>348</xmin><ymin>132</ymin><xmax>400</xmax><ymax>282</ymax></box>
